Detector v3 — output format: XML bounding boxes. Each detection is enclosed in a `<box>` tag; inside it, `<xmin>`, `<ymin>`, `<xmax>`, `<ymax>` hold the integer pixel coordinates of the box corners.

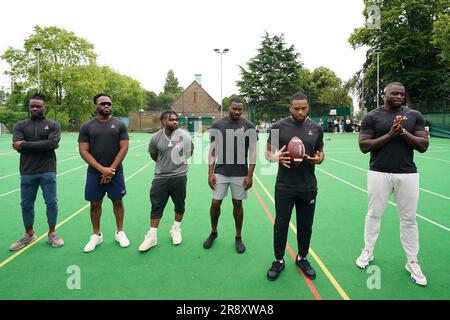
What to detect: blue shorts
<box><xmin>85</xmin><ymin>171</ymin><xmax>127</xmax><ymax>202</ymax></box>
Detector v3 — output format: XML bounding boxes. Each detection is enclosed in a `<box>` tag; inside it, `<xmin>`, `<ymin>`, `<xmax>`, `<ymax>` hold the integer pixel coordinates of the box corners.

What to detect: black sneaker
<box><xmin>203</xmin><ymin>232</ymin><xmax>218</xmax><ymax>249</ymax></box>
<box><xmin>267</xmin><ymin>260</ymin><xmax>285</xmax><ymax>281</ymax></box>
<box><xmin>235</xmin><ymin>237</ymin><xmax>246</xmax><ymax>254</ymax></box>
<box><xmin>296</xmin><ymin>255</ymin><xmax>316</xmax><ymax>280</ymax></box>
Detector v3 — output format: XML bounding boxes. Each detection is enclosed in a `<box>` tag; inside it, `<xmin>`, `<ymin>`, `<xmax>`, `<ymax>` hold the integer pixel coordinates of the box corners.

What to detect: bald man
<box><xmin>356</xmin><ymin>82</ymin><xmax>429</xmax><ymax>286</ymax></box>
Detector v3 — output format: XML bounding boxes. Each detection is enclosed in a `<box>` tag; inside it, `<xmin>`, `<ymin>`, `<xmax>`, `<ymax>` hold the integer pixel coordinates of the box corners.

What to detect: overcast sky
<box><xmin>0</xmin><ymin>0</ymin><xmax>368</xmax><ymax>108</ymax></box>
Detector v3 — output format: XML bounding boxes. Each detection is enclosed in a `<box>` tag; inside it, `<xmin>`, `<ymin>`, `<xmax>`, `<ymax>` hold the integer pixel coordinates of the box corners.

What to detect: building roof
<box><xmin>169</xmin><ymin>80</ymin><xmax>220</xmax><ymax>110</ymax></box>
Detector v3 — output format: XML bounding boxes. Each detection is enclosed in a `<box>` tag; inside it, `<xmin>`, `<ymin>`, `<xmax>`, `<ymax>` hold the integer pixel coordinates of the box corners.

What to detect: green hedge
<box><xmin>0</xmin><ymin>110</ymin><xmax>80</xmax><ymax>132</ymax></box>
<box><xmin>0</xmin><ymin>110</ymin><xmax>28</xmax><ymax>132</ymax></box>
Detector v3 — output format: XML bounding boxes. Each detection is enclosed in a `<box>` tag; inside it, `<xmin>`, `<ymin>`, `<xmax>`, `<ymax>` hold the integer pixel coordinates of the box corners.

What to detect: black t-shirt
<box><xmin>210</xmin><ymin>117</ymin><xmax>258</xmax><ymax>177</ymax></box>
<box><xmin>360</xmin><ymin>106</ymin><xmax>426</xmax><ymax>173</ymax></box>
<box><xmin>78</xmin><ymin>117</ymin><xmax>129</xmax><ymax>174</ymax></box>
<box><xmin>12</xmin><ymin>116</ymin><xmax>61</xmax><ymax>175</ymax></box>
<box><xmin>268</xmin><ymin>117</ymin><xmax>324</xmax><ymax>191</ymax></box>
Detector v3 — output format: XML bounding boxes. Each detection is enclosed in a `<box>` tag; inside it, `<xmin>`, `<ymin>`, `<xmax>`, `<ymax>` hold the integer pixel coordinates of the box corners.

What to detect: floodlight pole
<box><xmin>35</xmin><ymin>47</ymin><xmax>42</xmax><ymax>93</ymax></box>
<box><xmin>214</xmin><ymin>48</ymin><xmax>229</xmax><ymax>118</ymax></box>
<box><xmin>374</xmin><ymin>48</ymin><xmax>381</xmax><ymax>108</ymax></box>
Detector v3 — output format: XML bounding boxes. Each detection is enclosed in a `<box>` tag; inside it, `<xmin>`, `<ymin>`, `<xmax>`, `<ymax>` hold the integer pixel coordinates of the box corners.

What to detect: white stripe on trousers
<box><xmin>364</xmin><ymin>170</ymin><xmax>420</xmax><ymax>261</ymax></box>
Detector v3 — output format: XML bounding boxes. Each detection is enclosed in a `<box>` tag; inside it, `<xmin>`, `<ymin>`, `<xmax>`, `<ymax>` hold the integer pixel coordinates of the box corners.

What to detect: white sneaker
<box><xmin>406</xmin><ymin>260</ymin><xmax>427</xmax><ymax>286</ymax></box>
<box><xmin>356</xmin><ymin>249</ymin><xmax>374</xmax><ymax>269</ymax></box>
<box><xmin>115</xmin><ymin>230</ymin><xmax>130</xmax><ymax>248</ymax></box>
<box><xmin>139</xmin><ymin>231</ymin><xmax>157</xmax><ymax>252</ymax></box>
<box><xmin>84</xmin><ymin>233</ymin><xmax>103</xmax><ymax>253</ymax></box>
<box><xmin>170</xmin><ymin>224</ymin><xmax>182</xmax><ymax>245</ymax></box>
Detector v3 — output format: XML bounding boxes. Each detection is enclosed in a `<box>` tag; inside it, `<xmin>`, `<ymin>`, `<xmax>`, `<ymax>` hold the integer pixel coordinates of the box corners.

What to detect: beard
<box><xmin>387</xmin><ymin>97</ymin><xmax>404</xmax><ymax>109</ymax></box>
<box><xmin>98</xmin><ymin>109</ymin><xmax>111</xmax><ymax>116</ymax></box>
<box><xmin>168</xmin><ymin>124</ymin><xmax>178</xmax><ymax>132</ymax></box>
<box><xmin>31</xmin><ymin>111</ymin><xmax>44</xmax><ymax>118</ymax></box>
<box><xmin>388</xmin><ymin>101</ymin><xmax>402</xmax><ymax>109</ymax></box>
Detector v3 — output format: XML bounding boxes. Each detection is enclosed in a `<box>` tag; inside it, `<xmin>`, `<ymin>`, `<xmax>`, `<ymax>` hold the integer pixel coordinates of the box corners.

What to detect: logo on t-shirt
<box><xmin>174</xmin><ymin>140</ymin><xmax>182</xmax><ymax>148</ymax></box>
<box><xmin>111</xmin><ymin>125</ymin><xmax>116</xmax><ymax>129</ymax></box>
<box><xmin>44</xmin><ymin>125</ymin><xmax>49</xmax><ymax>130</ymax></box>
<box><xmin>308</xmin><ymin>130</ymin><xmax>313</xmax><ymax>136</ymax></box>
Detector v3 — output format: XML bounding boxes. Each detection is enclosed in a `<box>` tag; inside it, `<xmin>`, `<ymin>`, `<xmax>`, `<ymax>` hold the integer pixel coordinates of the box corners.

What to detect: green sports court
<box><xmin>0</xmin><ymin>132</ymin><xmax>449</xmax><ymax>300</ymax></box>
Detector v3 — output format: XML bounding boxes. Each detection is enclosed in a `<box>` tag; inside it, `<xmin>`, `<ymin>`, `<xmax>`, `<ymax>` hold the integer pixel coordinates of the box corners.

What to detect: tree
<box><xmin>349</xmin><ymin>0</ymin><xmax>449</xmax><ymax>112</ymax></box>
<box><xmin>1</xmin><ymin>25</ymin><xmax>97</xmax><ymax>117</ymax></box>
<box><xmin>158</xmin><ymin>69</ymin><xmax>184</xmax><ymax>110</ymax></box>
<box><xmin>4</xmin><ymin>82</ymin><xmax>28</xmax><ymax>112</ymax></box>
<box><xmin>222</xmin><ymin>94</ymin><xmax>247</xmax><ymax>110</ymax></box>
<box><xmin>62</xmin><ymin>64</ymin><xmax>107</xmax><ymax>126</ymax></box>
<box><xmin>1</xmin><ymin>26</ymin><xmax>147</xmax><ymax>127</ymax></box>
<box><xmin>163</xmin><ymin>69</ymin><xmax>183</xmax><ymax>95</ymax></box>
<box><xmin>145</xmin><ymin>90</ymin><xmax>160</xmax><ymax>111</ymax></box>
<box><xmin>237</xmin><ymin>32</ymin><xmax>303</xmax><ymax>123</ymax></box>
<box><xmin>101</xmin><ymin>66</ymin><xmax>147</xmax><ymax>116</ymax></box>
<box><xmin>432</xmin><ymin>14</ymin><xmax>450</xmax><ymax>64</ymax></box>
<box><xmin>299</xmin><ymin>67</ymin><xmax>353</xmax><ymax>117</ymax></box>
<box><xmin>0</xmin><ymin>86</ymin><xmax>8</xmax><ymax>104</ymax></box>
<box><xmin>432</xmin><ymin>14</ymin><xmax>450</xmax><ymax>93</ymax></box>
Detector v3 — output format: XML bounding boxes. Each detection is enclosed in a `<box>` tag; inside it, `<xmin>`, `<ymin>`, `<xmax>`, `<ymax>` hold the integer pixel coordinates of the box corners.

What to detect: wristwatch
<box><xmin>400</xmin><ymin>128</ymin><xmax>406</xmax><ymax>136</ymax></box>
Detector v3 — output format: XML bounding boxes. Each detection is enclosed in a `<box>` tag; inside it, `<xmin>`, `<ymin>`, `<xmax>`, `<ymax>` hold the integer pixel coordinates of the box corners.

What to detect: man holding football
<box><xmin>265</xmin><ymin>92</ymin><xmax>324</xmax><ymax>281</ymax></box>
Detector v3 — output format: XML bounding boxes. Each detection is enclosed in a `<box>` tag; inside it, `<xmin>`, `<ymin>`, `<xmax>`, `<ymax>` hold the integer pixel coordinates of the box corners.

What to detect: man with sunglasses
<box><xmin>78</xmin><ymin>93</ymin><xmax>130</xmax><ymax>253</ymax></box>
<box><xmin>356</xmin><ymin>82</ymin><xmax>429</xmax><ymax>286</ymax></box>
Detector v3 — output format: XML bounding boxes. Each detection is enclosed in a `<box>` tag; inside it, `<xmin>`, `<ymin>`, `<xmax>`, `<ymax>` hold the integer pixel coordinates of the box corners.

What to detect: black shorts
<box><xmin>150</xmin><ymin>175</ymin><xmax>187</xmax><ymax>219</ymax></box>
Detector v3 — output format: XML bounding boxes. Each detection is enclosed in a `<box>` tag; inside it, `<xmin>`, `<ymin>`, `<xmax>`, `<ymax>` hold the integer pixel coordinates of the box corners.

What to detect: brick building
<box><xmin>129</xmin><ymin>77</ymin><xmax>221</xmax><ymax>132</ymax></box>
<box><xmin>170</xmin><ymin>78</ymin><xmax>220</xmax><ymax>132</ymax></box>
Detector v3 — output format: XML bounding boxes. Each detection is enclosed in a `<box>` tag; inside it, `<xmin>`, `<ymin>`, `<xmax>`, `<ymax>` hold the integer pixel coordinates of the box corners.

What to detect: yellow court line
<box><xmin>0</xmin><ymin>160</ymin><xmax>153</xmax><ymax>269</ymax></box>
<box><xmin>253</xmin><ymin>174</ymin><xmax>350</xmax><ymax>300</ymax></box>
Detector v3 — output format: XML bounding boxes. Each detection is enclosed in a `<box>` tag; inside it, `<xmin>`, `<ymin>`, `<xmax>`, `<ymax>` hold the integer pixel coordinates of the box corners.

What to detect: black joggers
<box><xmin>274</xmin><ymin>188</ymin><xmax>317</xmax><ymax>260</ymax></box>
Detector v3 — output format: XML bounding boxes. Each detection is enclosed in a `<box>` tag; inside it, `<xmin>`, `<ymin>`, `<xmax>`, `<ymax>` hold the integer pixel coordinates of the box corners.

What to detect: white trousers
<box><xmin>364</xmin><ymin>170</ymin><xmax>420</xmax><ymax>261</ymax></box>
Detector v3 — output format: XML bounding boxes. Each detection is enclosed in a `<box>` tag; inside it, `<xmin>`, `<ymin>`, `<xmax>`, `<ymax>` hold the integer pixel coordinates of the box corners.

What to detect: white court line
<box><xmin>0</xmin><ymin>155</ymin><xmax>81</xmax><ymax>180</ymax></box>
<box><xmin>327</xmin><ymin>149</ymin><xmax>450</xmax><ymax>155</ymax></box>
<box><xmin>0</xmin><ymin>143</ymin><xmax>148</xmax><ymax>198</ymax></box>
<box><xmin>415</xmin><ymin>155</ymin><xmax>450</xmax><ymax>163</ymax></box>
<box><xmin>316</xmin><ymin>167</ymin><xmax>450</xmax><ymax>232</ymax></box>
<box><xmin>0</xmin><ymin>160</ymin><xmax>153</xmax><ymax>268</ymax></box>
<box><xmin>327</xmin><ymin>156</ymin><xmax>450</xmax><ymax>201</ymax></box>
<box><xmin>0</xmin><ymin>188</ymin><xmax>19</xmax><ymax>198</ymax></box>
<box><xmin>429</xmin><ymin>141</ymin><xmax>450</xmax><ymax>148</ymax></box>
<box><xmin>326</xmin><ymin>146</ymin><xmax>450</xmax><ymax>151</ymax></box>
<box><xmin>54</xmin><ymin>142</ymin><xmax>147</xmax><ymax>154</ymax></box>
<box><xmin>0</xmin><ymin>164</ymin><xmax>87</xmax><ymax>198</ymax></box>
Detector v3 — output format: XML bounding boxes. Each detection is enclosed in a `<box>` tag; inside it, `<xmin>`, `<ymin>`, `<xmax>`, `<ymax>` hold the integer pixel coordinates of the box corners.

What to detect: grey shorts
<box><xmin>212</xmin><ymin>174</ymin><xmax>247</xmax><ymax>200</ymax></box>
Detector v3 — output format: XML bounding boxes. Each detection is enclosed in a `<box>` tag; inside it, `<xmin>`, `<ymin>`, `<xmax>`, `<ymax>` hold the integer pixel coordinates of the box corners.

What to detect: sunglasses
<box><xmin>97</xmin><ymin>101</ymin><xmax>112</xmax><ymax>106</ymax></box>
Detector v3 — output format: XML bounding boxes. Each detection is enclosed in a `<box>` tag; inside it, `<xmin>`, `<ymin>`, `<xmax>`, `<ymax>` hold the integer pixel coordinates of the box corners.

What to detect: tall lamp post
<box><xmin>374</xmin><ymin>48</ymin><xmax>381</xmax><ymax>108</ymax></box>
<box><xmin>139</xmin><ymin>108</ymin><xmax>144</xmax><ymax>133</ymax></box>
<box><xmin>214</xmin><ymin>48</ymin><xmax>229</xmax><ymax>118</ymax></box>
<box><xmin>35</xmin><ymin>47</ymin><xmax>42</xmax><ymax>93</ymax></box>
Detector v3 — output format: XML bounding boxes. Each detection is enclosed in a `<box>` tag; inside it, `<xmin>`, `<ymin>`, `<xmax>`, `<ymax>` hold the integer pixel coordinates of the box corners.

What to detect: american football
<box><xmin>287</xmin><ymin>136</ymin><xmax>305</xmax><ymax>165</ymax></box>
